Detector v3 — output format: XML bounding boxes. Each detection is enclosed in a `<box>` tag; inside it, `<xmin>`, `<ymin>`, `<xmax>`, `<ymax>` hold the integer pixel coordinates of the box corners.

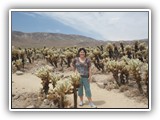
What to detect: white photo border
<box><xmin>9</xmin><ymin>9</ymin><xmax>151</xmax><ymax>111</ymax></box>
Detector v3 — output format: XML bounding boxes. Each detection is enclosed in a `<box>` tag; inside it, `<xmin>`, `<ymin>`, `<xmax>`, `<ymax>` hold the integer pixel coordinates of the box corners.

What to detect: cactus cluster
<box><xmin>53</xmin><ymin>78</ymin><xmax>73</xmax><ymax>96</ymax></box>
<box><xmin>70</xmin><ymin>72</ymin><xmax>81</xmax><ymax>87</ymax></box>
<box><xmin>35</xmin><ymin>65</ymin><xmax>82</xmax><ymax>108</ymax></box>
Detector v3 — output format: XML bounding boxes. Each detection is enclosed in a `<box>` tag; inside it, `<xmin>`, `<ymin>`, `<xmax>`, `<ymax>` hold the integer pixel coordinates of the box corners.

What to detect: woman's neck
<box><xmin>79</xmin><ymin>57</ymin><xmax>85</xmax><ymax>60</ymax></box>
<box><xmin>79</xmin><ymin>57</ymin><xmax>86</xmax><ymax>62</ymax></box>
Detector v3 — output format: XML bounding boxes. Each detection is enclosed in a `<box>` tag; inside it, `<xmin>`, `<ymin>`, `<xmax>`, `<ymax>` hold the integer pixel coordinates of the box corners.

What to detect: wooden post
<box><xmin>73</xmin><ymin>85</ymin><xmax>77</xmax><ymax>108</ymax></box>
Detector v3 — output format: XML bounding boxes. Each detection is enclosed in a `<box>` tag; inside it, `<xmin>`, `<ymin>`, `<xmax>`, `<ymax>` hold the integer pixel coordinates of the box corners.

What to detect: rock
<box><xmin>16</xmin><ymin>71</ymin><xmax>24</xmax><ymax>75</ymax></box>
<box><xmin>39</xmin><ymin>104</ymin><xmax>50</xmax><ymax>108</ymax></box>
<box><xmin>19</xmin><ymin>95</ymin><xmax>26</xmax><ymax>101</ymax></box>
<box><xmin>26</xmin><ymin>105</ymin><xmax>35</xmax><ymax>108</ymax></box>
<box><xmin>13</xmin><ymin>94</ymin><xmax>20</xmax><ymax>100</ymax></box>
<box><xmin>91</xmin><ymin>76</ymin><xmax>96</xmax><ymax>82</ymax></box>
<box><xmin>50</xmin><ymin>102</ymin><xmax>58</xmax><ymax>108</ymax></box>
<box><xmin>43</xmin><ymin>99</ymin><xmax>50</xmax><ymax>105</ymax></box>
<box><xmin>96</xmin><ymin>82</ymin><xmax>105</xmax><ymax>89</ymax></box>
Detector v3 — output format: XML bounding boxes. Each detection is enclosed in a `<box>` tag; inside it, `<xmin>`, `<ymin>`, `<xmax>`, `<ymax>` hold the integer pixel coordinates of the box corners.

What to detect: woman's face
<box><xmin>79</xmin><ymin>50</ymin><xmax>85</xmax><ymax>58</ymax></box>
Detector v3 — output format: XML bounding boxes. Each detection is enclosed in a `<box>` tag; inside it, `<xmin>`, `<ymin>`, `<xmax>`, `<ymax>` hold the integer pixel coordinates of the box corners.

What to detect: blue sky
<box><xmin>12</xmin><ymin>11</ymin><xmax>148</xmax><ymax>41</ymax></box>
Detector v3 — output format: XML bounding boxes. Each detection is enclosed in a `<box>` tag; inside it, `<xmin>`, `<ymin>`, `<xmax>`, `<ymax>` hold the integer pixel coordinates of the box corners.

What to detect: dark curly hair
<box><xmin>77</xmin><ymin>48</ymin><xmax>87</xmax><ymax>57</ymax></box>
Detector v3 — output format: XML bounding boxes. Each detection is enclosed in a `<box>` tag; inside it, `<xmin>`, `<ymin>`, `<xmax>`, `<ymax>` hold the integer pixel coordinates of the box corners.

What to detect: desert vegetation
<box><xmin>12</xmin><ymin>41</ymin><xmax>149</xmax><ymax>108</ymax></box>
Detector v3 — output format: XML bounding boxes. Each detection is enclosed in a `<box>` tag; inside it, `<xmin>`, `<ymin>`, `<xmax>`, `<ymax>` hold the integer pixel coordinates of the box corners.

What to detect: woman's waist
<box><xmin>80</xmin><ymin>75</ymin><xmax>89</xmax><ymax>78</ymax></box>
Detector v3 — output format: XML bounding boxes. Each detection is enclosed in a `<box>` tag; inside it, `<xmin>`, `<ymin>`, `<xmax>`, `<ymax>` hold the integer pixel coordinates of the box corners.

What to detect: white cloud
<box><xmin>47</xmin><ymin>29</ymin><xmax>60</xmax><ymax>33</ymax></box>
<box><xmin>34</xmin><ymin>11</ymin><xmax>148</xmax><ymax>41</ymax></box>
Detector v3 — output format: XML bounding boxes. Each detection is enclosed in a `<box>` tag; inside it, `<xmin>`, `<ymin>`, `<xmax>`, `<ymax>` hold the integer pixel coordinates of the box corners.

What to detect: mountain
<box><xmin>11</xmin><ymin>31</ymin><xmax>104</xmax><ymax>48</ymax></box>
<box><xmin>11</xmin><ymin>31</ymin><xmax>148</xmax><ymax>48</ymax></box>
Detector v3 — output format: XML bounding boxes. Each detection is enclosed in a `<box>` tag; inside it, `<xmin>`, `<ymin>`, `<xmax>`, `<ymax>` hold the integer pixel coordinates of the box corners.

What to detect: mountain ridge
<box><xmin>11</xmin><ymin>31</ymin><xmax>148</xmax><ymax>48</ymax></box>
<box><xmin>11</xmin><ymin>31</ymin><xmax>104</xmax><ymax>48</ymax></box>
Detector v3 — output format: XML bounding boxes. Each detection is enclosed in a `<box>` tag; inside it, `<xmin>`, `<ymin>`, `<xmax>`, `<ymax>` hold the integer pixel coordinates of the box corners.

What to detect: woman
<box><xmin>71</xmin><ymin>48</ymin><xmax>97</xmax><ymax>108</ymax></box>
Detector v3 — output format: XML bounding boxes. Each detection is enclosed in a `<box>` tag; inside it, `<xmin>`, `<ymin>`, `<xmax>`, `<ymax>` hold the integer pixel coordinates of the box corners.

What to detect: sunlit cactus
<box><xmin>124</xmin><ymin>45</ymin><xmax>132</xmax><ymax>59</ymax></box>
<box><xmin>53</xmin><ymin>78</ymin><xmax>73</xmax><ymax>108</ymax></box>
<box><xmin>70</xmin><ymin>72</ymin><xmax>81</xmax><ymax>87</ymax></box>
<box><xmin>64</xmin><ymin>50</ymin><xmax>74</xmax><ymax>67</ymax></box>
<box><xmin>105</xmin><ymin>60</ymin><xmax>120</xmax><ymax>86</ymax></box>
<box><xmin>42</xmin><ymin>47</ymin><xmax>49</xmax><ymax>58</ymax></box>
<box><xmin>105</xmin><ymin>43</ymin><xmax>114</xmax><ymax>59</ymax></box>
<box><xmin>88</xmin><ymin>52</ymin><xmax>95</xmax><ymax>60</ymax></box>
<box><xmin>118</xmin><ymin>61</ymin><xmax>130</xmax><ymax>84</ymax></box>
<box><xmin>105</xmin><ymin>43</ymin><xmax>114</xmax><ymax>51</ymax></box>
<box><xmin>47</xmin><ymin>91</ymin><xmax>60</xmax><ymax>107</ymax></box>
<box><xmin>53</xmin><ymin>78</ymin><xmax>73</xmax><ymax>96</ymax></box>
<box><xmin>35</xmin><ymin>65</ymin><xmax>53</xmax><ymax>95</ymax></box>
<box><xmin>101</xmin><ymin>51</ymin><xmax>109</xmax><ymax>58</ymax></box>
<box><xmin>25</xmin><ymin>48</ymin><xmax>33</xmax><ymax>63</ymax></box>
<box><xmin>70</xmin><ymin>72</ymin><xmax>81</xmax><ymax>108</ymax></box>
<box><xmin>134</xmin><ymin>41</ymin><xmax>139</xmax><ymax>52</ymax></box>
<box><xmin>139</xmin><ymin>42</ymin><xmax>147</xmax><ymax>51</ymax></box>
<box><xmin>120</xmin><ymin>42</ymin><xmax>124</xmax><ymax>52</ymax></box>
<box><xmin>105</xmin><ymin>59</ymin><xmax>130</xmax><ymax>86</ymax></box>
<box><xmin>128</xmin><ymin>59</ymin><xmax>144</xmax><ymax>94</ymax></box>
<box><xmin>50</xmin><ymin>74</ymin><xmax>62</xmax><ymax>88</ymax></box>
<box><xmin>141</xmin><ymin>63</ymin><xmax>149</xmax><ymax>96</ymax></box>
<box><xmin>113</xmin><ymin>44</ymin><xmax>119</xmax><ymax>60</ymax></box>
<box><xmin>12</xmin><ymin>47</ymin><xmax>20</xmax><ymax>61</ymax></box>
<box><xmin>93</xmin><ymin>49</ymin><xmax>100</xmax><ymax>56</ymax></box>
<box><xmin>13</xmin><ymin>59</ymin><xmax>23</xmax><ymax>70</ymax></box>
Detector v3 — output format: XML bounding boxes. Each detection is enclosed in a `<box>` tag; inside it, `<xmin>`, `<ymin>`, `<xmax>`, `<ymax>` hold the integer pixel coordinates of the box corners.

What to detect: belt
<box><xmin>81</xmin><ymin>75</ymin><xmax>89</xmax><ymax>78</ymax></box>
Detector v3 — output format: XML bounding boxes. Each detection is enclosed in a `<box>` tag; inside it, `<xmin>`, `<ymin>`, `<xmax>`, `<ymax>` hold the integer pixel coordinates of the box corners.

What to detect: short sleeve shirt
<box><xmin>72</xmin><ymin>57</ymin><xmax>91</xmax><ymax>77</ymax></box>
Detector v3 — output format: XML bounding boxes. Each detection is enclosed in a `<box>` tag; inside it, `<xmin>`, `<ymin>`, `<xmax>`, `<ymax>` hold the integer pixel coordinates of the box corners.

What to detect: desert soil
<box><xmin>12</xmin><ymin>72</ymin><xmax>148</xmax><ymax>109</ymax></box>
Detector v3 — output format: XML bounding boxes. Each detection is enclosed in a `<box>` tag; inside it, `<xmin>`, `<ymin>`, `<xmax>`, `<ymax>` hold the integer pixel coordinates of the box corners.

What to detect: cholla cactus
<box><xmin>64</xmin><ymin>50</ymin><xmax>74</xmax><ymax>67</ymax></box>
<box><xmin>105</xmin><ymin>43</ymin><xmax>114</xmax><ymax>59</ymax></box>
<box><xmin>12</xmin><ymin>48</ymin><xmax>20</xmax><ymax>61</ymax></box>
<box><xmin>53</xmin><ymin>78</ymin><xmax>73</xmax><ymax>96</ymax></box>
<box><xmin>105</xmin><ymin>43</ymin><xmax>114</xmax><ymax>51</ymax></box>
<box><xmin>13</xmin><ymin>59</ymin><xmax>23</xmax><ymax>70</ymax></box>
<box><xmin>106</xmin><ymin>59</ymin><xmax>130</xmax><ymax>86</ymax></box>
<box><xmin>101</xmin><ymin>51</ymin><xmax>109</xmax><ymax>58</ymax></box>
<box><xmin>139</xmin><ymin>42</ymin><xmax>147</xmax><ymax>51</ymax></box>
<box><xmin>53</xmin><ymin>78</ymin><xmax>73</xmax><ymax>108</ymax></box>
<box><xmin>121</xmin><ymin>56</ymin><xmax>130</xmax><ymax>64</ymax></box>
<box><xmin>35</xmin><ymin>65</ymin><xmax>52</xmax><ymax>79</ymax></box>
<box><xmin>93</xmin><ymin>49</ymin><xmax>100</xmax><ymax>56</ymax></box>
<box><xmin>106</xmin><ymin>60</ymin><xmax>120</xmax><ymax>86</ymax></box>
<box><xmin>50</xmin><ymin>74</ymin><xmax>61</xmax><ymax>88</ymax></box>
<box><xmin>48</xmin><ymin>86</ymin><xmax>72</xmax><ymax>108</ymax></box>
<box><xmin>47</xmin><ymin>91</ymin><xmax>60</xmax><ymax>107</ymax></box>
<box><xmin>119</xmin><ymin>61</ymin><xmax>130</xmax><ymax>84</ymax></box>
<box><xmin>45</xmin><ymin>49</ymin><xmax>60</xmax><ymax>68</ymax></box>
<box><xmin>128</xmin><ymin>59</ymin><xmax>144</xmax><ymax>94</ymax></box>
<box><xmin>70</xmin><ymin>72</ymin><xmax>81</xmax><ymax>108</ymax></box>
<box><xmin>141</xmin><ymin>63</ymin><xmax>149</xmax><ymax>96</ymax></box>
<box><xmin>35</xmin><ymin>65</ymin><xmax>53</xmax><ymax>95</ymax></box>
<box><xmin>124</xmin><ymin>45</ymin><xmax>132</xmax><ymax>59</ymax></box>
<box><xmin>70</xmin><ymin>72</ymin><xmax>81</xmax><ymax>87</ymax></box>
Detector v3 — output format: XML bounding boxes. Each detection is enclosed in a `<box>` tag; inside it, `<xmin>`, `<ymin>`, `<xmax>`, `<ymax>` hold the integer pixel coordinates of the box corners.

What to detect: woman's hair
<box><xmin>77</xmin><ymin>48</ymin><xmax>87</xmax><ymax>57</ymax></box>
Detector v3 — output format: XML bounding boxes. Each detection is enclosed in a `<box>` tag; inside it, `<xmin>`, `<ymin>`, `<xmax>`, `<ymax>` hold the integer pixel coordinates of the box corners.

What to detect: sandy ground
<box><xmin>12</xmin><ymin>73</ymin><xmax>148</xmax><ymax>108</ymax></box>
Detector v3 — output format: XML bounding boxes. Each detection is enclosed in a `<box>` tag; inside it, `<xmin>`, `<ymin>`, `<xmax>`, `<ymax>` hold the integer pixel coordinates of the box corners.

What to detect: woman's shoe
<box><xmin>89</xmin><ymin>102</ymin><xmax>97</xmax><ymax>108</ymax></box>
<box><xmin>79</xmin><ymin>101</ymin><xmax>83</xmax><ymax>106</ymax></box>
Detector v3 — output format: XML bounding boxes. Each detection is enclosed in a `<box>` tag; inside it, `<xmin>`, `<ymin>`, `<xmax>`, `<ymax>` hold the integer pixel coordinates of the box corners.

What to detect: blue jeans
<box><xmin>78</xmin><ymin>77</ymin><xmax>91</xmax><ymax>98</ymax></box>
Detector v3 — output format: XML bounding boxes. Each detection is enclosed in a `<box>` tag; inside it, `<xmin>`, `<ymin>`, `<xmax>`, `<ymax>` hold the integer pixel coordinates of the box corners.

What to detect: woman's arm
<box><xmin>71</xmin><ymin>58</ymin><xmax>76</xmax><ymax>72</ymax></box>
<box><xmin>88</xmin><ymin>66</ymin><xmax>92</xmax><ymax>82</ymax></box>
<box><xmin>87</xmin><ymin>58</ymin><xmax>92</xmax><ymax>82</ymax></box>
